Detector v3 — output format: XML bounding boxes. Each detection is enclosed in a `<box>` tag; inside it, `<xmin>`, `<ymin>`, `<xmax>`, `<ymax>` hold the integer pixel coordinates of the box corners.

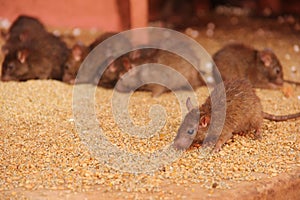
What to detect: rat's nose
<box><xmin>173</xmin><ymin>137</ymin><xmax>193</xmax><ymax>151</ymax></box>
<box><xmin>69</xmin><ymin>79</ymin><xmax>75</xmax><ymax>85</ymax></box>
<box><xmin>275</xmin><ymin>77</ymin><xmax>283</xmax><ymax>85</ymax></box>
<box><xmin>1</xmin><ymin>75</ymin><xmax>11</xmax><ymax>81</ymax></box>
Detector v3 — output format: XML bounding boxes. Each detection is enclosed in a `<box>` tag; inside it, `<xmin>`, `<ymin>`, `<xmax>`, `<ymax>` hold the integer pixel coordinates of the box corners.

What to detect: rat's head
<box><xmin>173</xmin><ymin>98</ymin><xmax>202</xmax><ymax>150</ymax></box>
<box><xmin>115</xmin><ymin>64</ymin><xmax>142</xmax><ymax>92</ymax></box>
<box><xmin>63</xmin><ymin>43</ymin><xmax>88</xmax><ymax>84</ymax></box>
<box><xmin>114</xmin><ymin>48</ymin><xmax>160</xmax><ymax>92</ymax></box>
<box><xmin>1</xmin><ymin>49</ymin><xmax>30</xmax><ymax>81</ymax></box>
<box><xmin>97</xmin><ymin>55</ymin><xmax>131</xmax><ymax>88</ymax></box>
<box><xmin>257</xmin><ymin>49</ymin><xmax>284</xmax><ymax>87</ymax></box>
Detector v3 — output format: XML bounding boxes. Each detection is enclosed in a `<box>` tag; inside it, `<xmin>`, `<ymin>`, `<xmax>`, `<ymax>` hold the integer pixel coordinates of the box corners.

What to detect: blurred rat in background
<box><xmin>62</xmin><ymin>32</ymin><xmax>132</xmax><ymax>88</ymax></box>
<box><xmin>212</xmin><ymin>43</ymin><xmax>284</xmax><ymax>89</ymax></box>
<box><xmin>1</xmin><ymin>15</ymin><xmax>69</xmax><ymax>81</ymax></box>
<box><xmin>116</xmin><ymin>47</ymin><xmax>206</xmax><ymax>97</ymax></box>
<box><xmin>1</xmin><ymin>15</ymin><xmax>47</xmax><ymax>54</ymax></box>
<box><xmin>173</xmin><ymin>79</ymin><xmax>300</xmax><ymax>152</ymax></box>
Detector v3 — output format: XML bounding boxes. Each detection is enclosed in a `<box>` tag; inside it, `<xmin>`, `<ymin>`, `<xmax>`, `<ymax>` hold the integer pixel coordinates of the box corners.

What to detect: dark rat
<box><xmin>63</xmin><ymin>42</ymin><xmax>89</xmax><ymax>84</ymax></box>
<box><xmin>62</xmin><ymin>32</ymin><xmax>131</xmax><ymax>88</ymax></box>
<box><xmin>173</xmin><ymin>79</ymin><xmax>300</xmax><ymax>152</ymax></box>
<box><xmin>212</xmin><ymin>43</ymin><xmax>284</xmax><ymax>89</ymax></box>
<box><xmin>1</xmin><ymin>33</ymin><xmax>69</xmax><ymax>81</ymax></box>
<box><xmin>2</xmin><ymin>15</ymin><xmax>47</xmax><ymax>54</ymax></box>
<box><xmin>115</xmin><ymin>49</ymin><xmax>205</xmax><ymax>97</ymax></box>
<box><xmin>90</xmin><ymin>32</ymin><xmax>132</xmax><ymax>88</ymax></box>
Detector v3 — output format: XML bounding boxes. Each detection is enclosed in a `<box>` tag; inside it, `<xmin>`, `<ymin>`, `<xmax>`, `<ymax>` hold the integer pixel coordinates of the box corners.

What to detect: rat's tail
<box><xmin>263</xmin><ymin>112</ymin><xmax>300</xmax><ymax>122</ymax></box>
<box><xmin>284</xmin><ymin>79</ymin><xmax>300</xmax><ymax>86</ymax></box>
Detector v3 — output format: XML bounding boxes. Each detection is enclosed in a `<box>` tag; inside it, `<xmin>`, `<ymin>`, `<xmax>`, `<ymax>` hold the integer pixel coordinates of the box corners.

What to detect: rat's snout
<box><xmin>1</xmin><ymin>75</ymin><xmax>12</xmax><ymax>82</ymax></box>
<box><xmin>173</xmin><ymin>136</ymin><xmax>193</xmax><ymax>151</ymax></box>
<box><xmin>268</xmin><ymin>78</ymin><xmax>283</xmax><ymax>89</ymax></box>
<box><xmin>62</xmin><ymin>74</ymin><xmax>75</xmax><ymax>85</ymax></box>
<box><xmin>274</xmin><ymin>77</ymin><xmax>284</xmax><ymax>85</ymax></box>
<box><xmin>68</xmin><ymin>79</ymin><xmax>75</xmax><ymax>85</ymax></box>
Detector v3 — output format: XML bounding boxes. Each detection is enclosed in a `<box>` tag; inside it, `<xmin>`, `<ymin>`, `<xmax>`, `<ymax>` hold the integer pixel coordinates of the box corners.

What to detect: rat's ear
<box><xmin>107</xmin><ymin>63</ymin><xmax>117</xmax><ymax>73</ymax></box>
<box><xmin>17</xmin><ymin>49</ymin><xmax>29</xmax><ymax>64</ymax></box>
<box><xmin>1</xmin><ymin>30</ymin><xmax>9</xmax><ymax>40</ymax></box>
<box><xmin>199</xmin><ymin>116</ymin><xmax>210</xmax><ymax>128</ymax></box>
<box><xmin>72</xmin><ymin>43</ymin><xmax>85</xmax><ymax>61</ymax></box>
<box><xmin>186</xmin><ymin>97</ymin><xmax>194</xmax><ymax>112</ymax></box>
<box><xmin>122</xmin><ymin>57</ymin><xmax>132</xmax><ymax>71</ymax></box>
<box><xmin>104</xmin><ymin>56</ymin><xmax>117</xmax><ymax>73</ymax></box>
<box><xmin>259</xmin><ymin>50</ymin><xmax>272</xmax><ymax>67</ymax></box>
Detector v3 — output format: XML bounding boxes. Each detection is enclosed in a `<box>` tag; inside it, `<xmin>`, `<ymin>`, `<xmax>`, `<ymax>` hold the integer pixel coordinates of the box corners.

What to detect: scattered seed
<box><xmin>212</xmin><ymin>183</ymin><xmax>218</xmax><ymax>188</ymax></box>
<box><xmin>72</xmin><ymin>28</ymin><xmax>81</xmax><ymax>36</ymax></box>
<box><xmin>53</xmin><ymin>30</ymin><xmax>61</xmax><ymax>36</ymax></box>
<box><xmin>0</xmin><ymin>18</ymin><xmax>10</xmax><ymax>29</ymax></box>
<box><xmin>293</xmin><ymin>45</ymin><xmax>299</xmax><ymax>52</ymax></box>
<box><xmin>291</xmin><ymin>66</ymin><xmax>297</xmax><ymax>73</ymax></box>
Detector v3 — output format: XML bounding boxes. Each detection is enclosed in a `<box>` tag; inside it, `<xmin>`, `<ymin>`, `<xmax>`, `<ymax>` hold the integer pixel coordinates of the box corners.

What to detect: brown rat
<box><xmin>2</xmin><ymin>15</ymin><xmax>47</xmax><ymax>54</ymax></box>
<box><xmin>115</xmin><ymin>48</ymin><xmax>205</xmax><ymax>97</ymax></box>
<box><xmin>1</xmin><ymin>33</ymin><xmax>69</xmax><ymax>81</ymax></box>
<box><xmin>173</xmin><ymin>79</ymin><xmax>300</xmax><ymax>152</ymax></box>
<box><xmin>90</xmin><ymin>32</ymin><xmax>132</xmax><ymax>88</ymax></box>
<box><xmin>62</xmin><ymin>32</ymin><xmax>131</xmax><ymax>88</ymax></box>
<box><xmin>212</xmin><ymin>43</ymin><xmax>284</xmax><ymax>89</ymax></box>
<box><xmin>63</xmin><ymin>42</ymin><xmax>89</xmax><ymax>84</ymax></box>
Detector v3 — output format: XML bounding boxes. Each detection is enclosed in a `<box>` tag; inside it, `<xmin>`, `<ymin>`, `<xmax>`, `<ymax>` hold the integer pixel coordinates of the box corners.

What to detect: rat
<box><xmin>1</xmin><ymin>33</ymin><xmax>69</xmax><ymax>81</ymax></box>
<box><xmin>63</xmin><ymin>42</ymin><xmax>89</xmax><ymax>84</ymax></box>
<box><xmin>1</xmin><ymin>15</ymin><xmax>47</xmax><ymax>54</ymax></box>
<box><xmin>173</xmin><ymin>79</ymin><xmax>300</xmax><ymax>152</ymax></box>
<box><xmin>92</xmin><ymin>32</ymin><xmax>132</xmax><ymax>88</ymax></box>
<box><xmin>212</xmin><ymin>43</ymin><xmax>284</xmax><ymax>89</ymax></box>
<box><xmin>62</xmin><ymin>32</ymin><xmax>131</xmax><ymax>88</ymax></box>
<box><xmin>115</xmin><ymin>49</ymin><xmax>205</xmax><ymax>97</ymax></box>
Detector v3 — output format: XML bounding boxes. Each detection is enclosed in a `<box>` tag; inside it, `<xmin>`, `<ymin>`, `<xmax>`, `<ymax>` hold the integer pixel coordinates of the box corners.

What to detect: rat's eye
<box><xmin>274</xmin><ymin>67</ymin><xmax>281</xmax><ymax>74</ymax></box>
<box><xmin>64</xmin><ymin>64</ymin><xmax>70</xmax><ymax>70</ymax></box>
<box><xmin>187</xmin><ymin>129</ymin><xmax>195</xmax><ymax>135</ymax></box>
<box><xmin>7</xmin><ymin>63</ymin><xmax>15</xmax><ymax>71</ymax></box>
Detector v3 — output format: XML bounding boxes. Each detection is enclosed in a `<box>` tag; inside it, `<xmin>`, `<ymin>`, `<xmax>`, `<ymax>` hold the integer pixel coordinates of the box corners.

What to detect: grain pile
<box><xmin>0</xmin><ymin>15</ymin><xmax>300</xmax><ymax>199</ymax></box>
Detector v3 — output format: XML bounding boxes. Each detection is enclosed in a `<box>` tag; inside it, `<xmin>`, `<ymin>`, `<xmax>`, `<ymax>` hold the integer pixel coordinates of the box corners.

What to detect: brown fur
<box><xmin>173</xmin><ymin>79</ymin><xmax>300</xmax><ymax>152</ymax></box>
<box><xmin>213</xmin><ymin>43</ymin><xmax>284</xmax><ymax>89</ymax></box>
<box><xmin>63</xmin><ymin>42</ymin><xmax>89</xmax><ymax>84</ymax></box>
<box><xmin>62</xmin><ymin>32</ymin><xmax>131</xmax><ymax>88</ymax></box>
<box><xmin>2</xmin><ymin>15</ymin><xmax>47</xmax><ymax>54</ymax></box>
<box><xmin>1</xmin><ymin>33</ymin><xmax>69</xmax><ymax>81</ymax></box>
<box><xmin>116</xmin><ymin>49</ymin><xmax>205</xmax><ymax>97</ymax></box>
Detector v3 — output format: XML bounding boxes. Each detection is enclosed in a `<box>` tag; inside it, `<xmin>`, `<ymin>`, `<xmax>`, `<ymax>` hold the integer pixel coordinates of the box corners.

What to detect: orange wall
<box><xmin>0</xmin><ymin>0</ymin><xmax>123</xmax><ymax>31</ymax></box>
